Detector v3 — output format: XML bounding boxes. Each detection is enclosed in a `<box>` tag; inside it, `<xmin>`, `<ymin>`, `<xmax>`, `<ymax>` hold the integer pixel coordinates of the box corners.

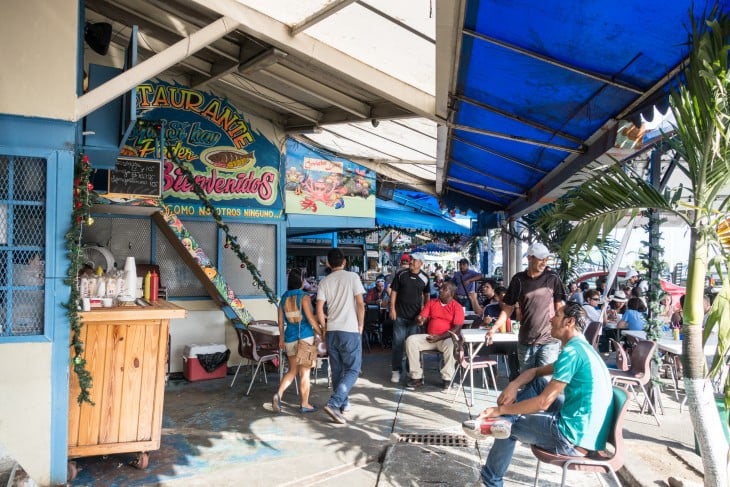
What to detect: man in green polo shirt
<box><xmin>466</xmin><ymin>301</ymin><xmax>613</xmax><ymax>486</ymax></box>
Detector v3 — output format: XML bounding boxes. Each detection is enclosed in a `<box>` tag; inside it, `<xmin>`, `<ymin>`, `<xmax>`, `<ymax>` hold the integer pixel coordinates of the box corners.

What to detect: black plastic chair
<box><xmin>230</xmin><ymin>327</ymin><xmax>279</xmax><ymax>396</ymax></box>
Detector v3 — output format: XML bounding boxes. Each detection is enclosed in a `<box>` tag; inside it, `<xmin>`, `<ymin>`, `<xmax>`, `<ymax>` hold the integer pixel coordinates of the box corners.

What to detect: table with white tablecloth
<box><xmin>459</xmin><ymin>329</ymin><xmax>519</xmax><ymax>405</ymax></box>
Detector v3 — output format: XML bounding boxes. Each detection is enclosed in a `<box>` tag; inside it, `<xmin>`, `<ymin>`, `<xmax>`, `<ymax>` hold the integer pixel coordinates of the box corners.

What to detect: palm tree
<box><xmin>537</xmin><ymin>12</ymin><xmax>730</xmax><ymax>485</ymax></box>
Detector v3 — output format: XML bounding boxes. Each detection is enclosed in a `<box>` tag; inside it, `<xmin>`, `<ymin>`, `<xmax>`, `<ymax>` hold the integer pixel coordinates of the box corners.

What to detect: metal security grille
<box><xmin>221</xmin><ymin>223</ymin><xmax>276</xmax><ymax>296</ymax></box>
<box><xmin>156</xmin><ymin>220</ymin><xmax>216</xmax><ymax>297</ymax></box>
<box><xmin>83</xmin><ymin>216</ymin><xmax>152</xmax><ymax>268</ymax></box>
<box><xmin>0</xmin><ymin>155</ymin><xmax>46</xmax><ymax>336</ymax></box>
<box><xmin>396</xmin><ymin>433</ymin><xmax>470</xmax><ymax>447</ymax></box>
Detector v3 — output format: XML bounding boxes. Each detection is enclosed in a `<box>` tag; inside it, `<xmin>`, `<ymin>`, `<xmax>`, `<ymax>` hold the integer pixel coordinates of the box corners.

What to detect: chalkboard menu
<box><xmin>108</xmin><ymin>158</ymin><xmax>161</xmax><ymax>198</ymax></box>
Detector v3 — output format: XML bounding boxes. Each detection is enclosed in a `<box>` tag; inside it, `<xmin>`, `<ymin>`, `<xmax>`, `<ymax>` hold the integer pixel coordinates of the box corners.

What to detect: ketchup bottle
<box><xmin>149</xmin><ymin>269</ymin><xmax>159</xmax><ymax>302</ymax></box>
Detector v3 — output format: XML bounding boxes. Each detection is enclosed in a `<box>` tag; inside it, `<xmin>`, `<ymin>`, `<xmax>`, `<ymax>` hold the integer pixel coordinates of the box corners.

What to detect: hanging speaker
<box><xmin>85</xmin><ymin>22</ymin><xmax>113</xmax><ymax>56</ymax></box>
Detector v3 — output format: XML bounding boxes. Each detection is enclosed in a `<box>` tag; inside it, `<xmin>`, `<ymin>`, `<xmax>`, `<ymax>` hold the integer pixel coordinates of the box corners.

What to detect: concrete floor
<box><xmin>1</xmin><ymin>345</ymin><xmax>709</xmax><ymax>486</ymax></box>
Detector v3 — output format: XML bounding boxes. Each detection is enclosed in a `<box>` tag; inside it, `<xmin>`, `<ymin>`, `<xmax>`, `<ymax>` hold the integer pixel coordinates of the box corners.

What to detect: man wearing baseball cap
<box><xmin>490</xmin><ymin>242</ymin><xmax>567</xmax><ymax>374</ymax></box>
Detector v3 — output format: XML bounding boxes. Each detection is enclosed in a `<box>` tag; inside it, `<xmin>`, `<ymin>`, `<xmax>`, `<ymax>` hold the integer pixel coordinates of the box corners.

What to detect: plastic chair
<box><xmin>419</xmin><ymin>349</ymin><xmax>444</xmax><ymax>381</ymax></box>
<box><xmin>609</xmin><ymin>340</ymin><xmax>660</xmax><ymax>425</ymax></box>
<box><xmin>583</xmin><ymin>321</ymin><xmax>603</xmax><ymax>352</ymax></box>
<box><xmin>363</xmin><ymin>304</ymin><xmax>383</xmax><ymax>351</ymax></box>
<box><xmin>449</xmin><ymin>331</ymin><xmax>498</xmax><ymax>406</ymax></box>
<box><xmin>230</xmin><ymin>327</ymin><xmax>279</xmax><ymax>395</ymax></box>
<box><xmin>608</xmin><ymin>338</ymin><xmax>629</xmax><ymax>372</ymax></box>
<box><xmin>312</xmin><ymin>335</ymin><xmax>331</xmax><ymax>387</ymax></box>
<box><xmin>531</xmin><ymin>386</ymin><xmax>629</xmax><ymax>487</ymax></box>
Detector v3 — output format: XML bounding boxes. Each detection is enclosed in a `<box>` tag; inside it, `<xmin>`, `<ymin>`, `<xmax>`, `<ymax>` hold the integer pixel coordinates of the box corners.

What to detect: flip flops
<box><xmin>300</xmin><ymin>405</ymin><xmax>318</xmax><ymax>413</ymax></box>
<box><xmin>272</xmin><ymin>393</ymin><xmax>282</xmax><ymax>413</ymax></box>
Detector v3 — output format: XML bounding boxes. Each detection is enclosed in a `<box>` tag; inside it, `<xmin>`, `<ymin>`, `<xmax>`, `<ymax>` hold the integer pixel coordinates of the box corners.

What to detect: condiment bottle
<box><xmin>149</xmin><ymin>269</ymin><xmax>159</xmax><ymax>302</ymax></box>
<box><xmin>143</xmin><ymin>271</ymin><xmax>151</xmax><ymax>300</ymax></box>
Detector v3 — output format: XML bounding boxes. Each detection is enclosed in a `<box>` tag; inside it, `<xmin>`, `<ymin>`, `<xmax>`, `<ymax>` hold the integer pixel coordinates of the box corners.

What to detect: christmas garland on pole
<box><xmin>168</xmin><ymin>152</ymin><xmax>278</xmax><ymax>305</ymax></box>
<box><xmin>64</xmin><ymin>154</ymin><xmax>96</xmax><ymax>405</ymax></box>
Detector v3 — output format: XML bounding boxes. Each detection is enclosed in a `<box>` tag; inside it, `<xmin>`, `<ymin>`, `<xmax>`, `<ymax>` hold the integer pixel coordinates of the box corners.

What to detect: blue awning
<box><xmin>376</xmin><ymin>203</ymin><xmax>472</xmax><ymax>236</ymax></box>
<box><xmin>441</xmin><ymin>0</ymin><xmax>730</xmax><ymax>218</ymax></box>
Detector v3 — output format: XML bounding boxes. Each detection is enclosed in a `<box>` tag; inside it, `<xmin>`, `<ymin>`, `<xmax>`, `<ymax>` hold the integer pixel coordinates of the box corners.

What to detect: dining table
<box><xmin>459</xmin><ymin>328</ymin><xmax>519</xmax><ymax>405</ymax></box>
<box><xmin>620</xmin><ymin>329</ymin><xmax>718</xmax><ymax>362</ymax></box>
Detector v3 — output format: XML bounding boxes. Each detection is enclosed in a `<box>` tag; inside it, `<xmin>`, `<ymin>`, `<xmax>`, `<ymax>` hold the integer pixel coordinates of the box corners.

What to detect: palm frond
<box><xmin>537</xmin><ymin>165</ymin><xmax>679</xmax><ymax>253</ymax></box>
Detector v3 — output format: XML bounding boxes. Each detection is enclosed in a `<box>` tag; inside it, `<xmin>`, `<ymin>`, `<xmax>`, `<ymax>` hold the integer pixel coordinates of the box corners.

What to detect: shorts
<box><xmin>285</xmin><ymin>336</ymin><xmax>315</xmax><ymax>357</ymax></box>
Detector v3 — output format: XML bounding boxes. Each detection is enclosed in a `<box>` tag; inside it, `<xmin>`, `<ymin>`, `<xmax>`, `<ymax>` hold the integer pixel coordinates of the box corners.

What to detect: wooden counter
<box><xmin>68</xmin><ymin>300</ymin><xmax>186</xmax><ymax>464</ymax></box>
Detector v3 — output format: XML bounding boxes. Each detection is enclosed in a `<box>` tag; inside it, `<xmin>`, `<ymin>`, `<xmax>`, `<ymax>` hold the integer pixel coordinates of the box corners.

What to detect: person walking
<box><xmin>273</xmin><ymin>269</ymin><xmax>323</xmax><ymax>414</ymax></box>
<box><xmin>490</xmin><ymin>242</ymin><xmax>567</xmax><ymax>373</ymax></box>
<box><xmin>388</xmin><ymin>252</ymin><xmax>430</xmax><ymax>384</ymax></box>
<box><xmin>316</xmin><ymin>248</ymin><xmax>365</xmax><ymax>424</ymax></box>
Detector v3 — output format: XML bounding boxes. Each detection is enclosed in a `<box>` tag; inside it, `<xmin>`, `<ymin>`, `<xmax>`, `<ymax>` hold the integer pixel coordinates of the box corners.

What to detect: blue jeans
<box><xmin>326</xmin><ymin>331</ymin><xmax>362</xmax><ymax>409</ymax></box>
<box><xmin>391</xmin><ymin>317</ymin><xmax>420</xmax><ymax>372</ymax></box>
<box><xmin>517</xmin><ymin>341</ymin><xmax>560</xmax><ymax>374</ymax></box>
<box><xmin>480</xmin><ymin>377</ymin><xmax>579</xmax><ymax>486</ymax></box>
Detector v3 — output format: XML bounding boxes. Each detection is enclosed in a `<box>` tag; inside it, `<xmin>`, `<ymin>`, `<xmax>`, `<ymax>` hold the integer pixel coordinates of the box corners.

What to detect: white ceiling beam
<box><xmin>435</xmin><ymin>0</ymin><xmax>465</xmax><ymax>193</ymax></box>
<box><xmin>189</xmin><ymin>0</ymin><xmax>437</xmax><ymax>120</ymax></box>
<box><xmin>265</xmin><ymin>64</ymin><xmax>371</xmax><ymax>118</ymax></box>
<box><xmin>217</xmin><ymin>75</ymin><xmax>322</xmax><ymax>123</ymax></box>
<box><xmin>290</xmin><ymin>0</ymin><xmax>358</xmax><ymax>36</ymax></box>
<box><xmin>76</xmin><ymin>17</ymin><xmax>240</xmax><ymax>120</ymax></box>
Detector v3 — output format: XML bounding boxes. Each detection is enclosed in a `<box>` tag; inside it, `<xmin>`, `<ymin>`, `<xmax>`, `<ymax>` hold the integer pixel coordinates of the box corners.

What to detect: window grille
<box><xmin>85</xmin><ymin>215</ymin><xmax>276</xmax><ymax>299</ymax></box>
<box><xmin>0</xmin><ymin>155</ymin><xmax>47</xmax><ymax>336</ymax></box>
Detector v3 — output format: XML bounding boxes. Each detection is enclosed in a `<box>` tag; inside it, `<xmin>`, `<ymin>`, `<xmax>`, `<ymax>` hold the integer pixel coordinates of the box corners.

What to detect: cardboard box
<box><xmin>183</xmin><ymin>344</ymin><xmax>228</xmax><ymax>382</ymax></box>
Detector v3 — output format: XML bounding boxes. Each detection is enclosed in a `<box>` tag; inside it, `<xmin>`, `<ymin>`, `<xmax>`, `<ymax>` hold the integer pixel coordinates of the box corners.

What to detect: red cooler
<box><xmin>183</xmin><ymin>344</ymin><xmax>228</xmax><ymax>381</ymax></box>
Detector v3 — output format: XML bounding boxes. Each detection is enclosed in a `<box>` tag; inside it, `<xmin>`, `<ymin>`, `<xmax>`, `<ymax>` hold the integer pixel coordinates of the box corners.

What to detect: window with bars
<box><xmin>0</xmin><ymin>155</ymin><xmax>47</xmax><ymax>336</ymax></box>
<box><xmin>82</xmin><ymin>216</ymin><xmax>277</xmax><ymax>299</ymax></box>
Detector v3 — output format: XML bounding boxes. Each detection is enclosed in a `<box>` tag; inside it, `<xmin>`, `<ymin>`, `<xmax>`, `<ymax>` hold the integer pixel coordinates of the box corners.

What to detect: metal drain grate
<box><xmin>396</xmin><ymin>433</ymin><xmax>470</xmax><ymax>447</ymax></box>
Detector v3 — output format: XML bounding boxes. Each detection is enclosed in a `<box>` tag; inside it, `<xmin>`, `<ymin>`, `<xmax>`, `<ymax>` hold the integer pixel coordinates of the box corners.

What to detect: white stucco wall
<box><xmin>0</xmin><ymin>2</ymin><xmax>78</xmax><ymax>486</ymax></box>
<box><xmin>0</xmin><ymin>343</ymin><xmax>53</xmax><ymax>486</ymax></box>
<box><xmin>169</xmin><ymin>299</ymin><xmax>278</xmax><ymax>373</ymax></box>
<box><xmin>0</xmin><ymin>1</ymin><xmax>77</xmax><ymax>120</ymax></box>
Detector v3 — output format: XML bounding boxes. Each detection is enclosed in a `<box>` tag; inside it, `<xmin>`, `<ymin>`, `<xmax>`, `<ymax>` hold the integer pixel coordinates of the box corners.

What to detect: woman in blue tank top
<box><xmin>273</xmin><ymin>269</ymin><xmax>323</xmax><ymax>414</ymax></box>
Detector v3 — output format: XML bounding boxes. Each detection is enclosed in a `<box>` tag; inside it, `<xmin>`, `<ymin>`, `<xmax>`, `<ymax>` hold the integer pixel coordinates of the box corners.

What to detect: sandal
<box><xmin>300</xmin><ymin>405</ymin><xmax>317</xmax><ymax>413</ymax></box>
<box><xmin>272</xmin><ymin>393</ymin><xmax>282</xmax><ymax>413</ymax></box>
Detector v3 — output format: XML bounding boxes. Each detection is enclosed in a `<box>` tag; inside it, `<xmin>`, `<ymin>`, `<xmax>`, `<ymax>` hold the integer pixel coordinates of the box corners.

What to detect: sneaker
<box><xmin>462</xmin><ymin>418</ymin><xmax>511</xmax><ymax>440</ymax></box>
<box><xmin>390</xmin><ymin>371</ymin><xmax>401</xmax><ymax>383</ymax></box>
<box><xmin>441</xmin><ymin>380</ymin><xmax>451</xmax><ymax>392</ymax></box>
<box><xmin>406</xmin><ymin>378</ymin><xmax>424</xmax><ymax>390</ymax></box>
<box><xmin>323</xmin><ymin>404</ymin><xmax>347</xmax><ymax>424</ymax></box>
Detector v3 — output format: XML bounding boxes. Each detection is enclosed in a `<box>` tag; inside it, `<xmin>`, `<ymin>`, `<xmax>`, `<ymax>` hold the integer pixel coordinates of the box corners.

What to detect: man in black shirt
<box><xmin>389</xmin><ymin>252</ymin><xmax>430</xmax><ymax>384</ymax></box>
<box><xmin>490</xmin><ymin>243</ymin><xmax>566</xmax><ymax>374</ymax></box>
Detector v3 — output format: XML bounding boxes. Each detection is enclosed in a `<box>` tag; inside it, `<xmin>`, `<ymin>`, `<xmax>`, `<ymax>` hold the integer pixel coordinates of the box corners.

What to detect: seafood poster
<box><xmin>119</xmin><ymin>80</ymin><xmax>283</xmax><ymax>220</ymax></box>
<box><xmin>285</xmin><ymin>139</ymin><xmax>376</xmax><ymax>217</ymax></box>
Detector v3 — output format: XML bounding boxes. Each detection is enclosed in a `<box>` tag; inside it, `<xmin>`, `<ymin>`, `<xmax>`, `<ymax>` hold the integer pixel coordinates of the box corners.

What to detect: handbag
<box><xmin>283</xmin><ymin>293</ymin><xmax>318</xmax><ymax>365</ymax></box>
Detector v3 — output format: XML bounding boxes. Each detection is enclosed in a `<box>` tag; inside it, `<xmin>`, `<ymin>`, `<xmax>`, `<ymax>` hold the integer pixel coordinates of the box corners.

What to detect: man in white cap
<box><xmin>490</xmin><ymin>242</ymin><xmax>567</xmax><ymax>373</ymax></box>
<box><xmin>389</xmin><ymin>252</ymin><xmax>430</xmax><ymax>384</ymax></box>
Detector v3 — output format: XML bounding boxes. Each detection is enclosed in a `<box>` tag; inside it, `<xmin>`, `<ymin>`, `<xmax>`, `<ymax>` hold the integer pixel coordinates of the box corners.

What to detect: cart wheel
<box><xmin>67</xmin><ymin>461</ymin><xmax>78</xmax><ymax>482</ymax></box>
<box><xmin>130</xmin><ymin>452</ymin><xmax>149</xmax><ymax>470</ymax></box>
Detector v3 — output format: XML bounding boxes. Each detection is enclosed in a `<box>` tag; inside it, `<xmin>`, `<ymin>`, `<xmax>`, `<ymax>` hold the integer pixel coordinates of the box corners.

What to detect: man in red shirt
<box><xmin>405</xmin><ymin>280</ymin><xmax>464</xmax><ymax>391</ymax></box>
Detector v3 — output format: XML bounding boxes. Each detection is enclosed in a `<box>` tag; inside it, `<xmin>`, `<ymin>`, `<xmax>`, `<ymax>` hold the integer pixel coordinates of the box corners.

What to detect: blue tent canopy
<box><xmin>441</xmin><ymin>0</ymin><xmax>730</xmax><ymax>218</ymax></box>
<box><xmin>376</xmin><ymin>199</ymin><xmax>472</xmax><ymax>236</ymax></box>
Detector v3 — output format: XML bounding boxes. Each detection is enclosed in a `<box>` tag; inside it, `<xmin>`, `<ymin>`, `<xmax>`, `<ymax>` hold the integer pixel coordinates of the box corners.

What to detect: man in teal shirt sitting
<box><xmin>468</xmin><ymin>301</ymin><xmax>613</xmax><ymax>486</ymax></box>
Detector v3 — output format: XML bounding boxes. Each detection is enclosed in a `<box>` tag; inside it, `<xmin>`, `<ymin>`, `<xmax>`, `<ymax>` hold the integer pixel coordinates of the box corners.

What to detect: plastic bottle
<box><xmin>143</xmin><ymin>271</ymin><xmax>151</xmax><ymax>300</ymax></box>
<box><xmin>149</xmin><ymin>269</ymin><xmax>159</xmax><ymax>302</ymax></box>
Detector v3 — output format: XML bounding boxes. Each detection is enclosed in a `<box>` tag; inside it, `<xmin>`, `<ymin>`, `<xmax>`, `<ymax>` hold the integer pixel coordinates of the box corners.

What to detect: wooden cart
<box><xmin>68</xmin><ymin>300</ymin><xmax>186</xmax><ymax>475</ymax></box>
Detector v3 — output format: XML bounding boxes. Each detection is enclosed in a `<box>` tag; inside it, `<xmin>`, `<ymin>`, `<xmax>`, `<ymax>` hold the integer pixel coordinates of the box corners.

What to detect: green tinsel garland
<box><xmin>167</xmin><ymin>152</ymin><xmax>278</xmax><ymax>305</ymax></box>
<box><xmin>63</xmin><ymin>154</ymin><xmax>95</xmax><ymax>405</ymax></box>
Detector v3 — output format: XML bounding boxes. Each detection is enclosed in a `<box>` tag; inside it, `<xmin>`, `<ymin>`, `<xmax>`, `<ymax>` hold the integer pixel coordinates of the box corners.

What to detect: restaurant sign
<box><xmin>285</xmin><ymin>139</ymin><xmax>375</xmax><ymax>218</ymax></box>
<box><xmin>122</xmin><ymin>80</ymin><xmax>283</xmax><ymax>220</ymax></box>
